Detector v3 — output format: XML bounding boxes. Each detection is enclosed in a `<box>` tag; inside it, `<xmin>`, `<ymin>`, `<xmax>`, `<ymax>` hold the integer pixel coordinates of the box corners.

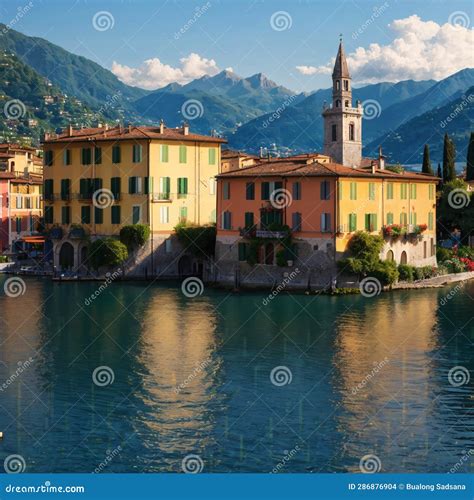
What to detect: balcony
<box><xmin>255</xmin><ymin>229</ymin><xmax>288</xmax><ymax>239</ymax></box>
<box><xmin>152</xmin><ymin>192</ymin><xmax>172</xmax><ymax>202</ymax></box>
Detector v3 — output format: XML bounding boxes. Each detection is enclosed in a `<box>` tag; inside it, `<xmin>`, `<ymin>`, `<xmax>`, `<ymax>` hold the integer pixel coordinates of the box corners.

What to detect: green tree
<box><xmin>422</xmin><ymin>144</ymin><xmax>433</xmax><ymax>175</ymax></box>
<box><xmin>89</xmin><ymin>238</ymin><xmax>128</xmax><ymax>270</ymax></box>
<box><xmin>442</xmin><ymin>133</ymin><xmax>456</xmax><ymax>182</ymax></box>
<box><xmin>174</xmin><ymin>224</ymin><xmax>217</xmax><ymax>258</ymax></box>
<box><xmin>466</xmin><ymin>131</ymin><xmax>474</xmax><ymax>181</ymax></box>
<box><xmin>437</xmin><ymin>163</ymin><xmax>442</xmax><ymax>180</ymax></box>
<box><xmin>119</xmin><ymin>224</ymin><xmax>150</xmax><ymax>250</ymax></box>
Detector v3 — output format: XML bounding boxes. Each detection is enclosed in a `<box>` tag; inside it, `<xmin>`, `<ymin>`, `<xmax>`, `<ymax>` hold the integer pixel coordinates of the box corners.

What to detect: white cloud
<box><xmin>296</xmin><ymin>15</ymin><xmax>474</xmax><ymax>83</ymax></box>
<box><xmin>112</xmin><ymin>53</ymin><xmax>220</xmax><ymax>89</ymax></box>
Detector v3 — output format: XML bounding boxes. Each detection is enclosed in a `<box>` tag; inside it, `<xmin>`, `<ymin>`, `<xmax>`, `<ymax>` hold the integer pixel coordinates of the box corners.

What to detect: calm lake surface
<box><xmin>0</xmin><ymin>276</ymin><xmax>472</xmax><ymax>473</ymax></box>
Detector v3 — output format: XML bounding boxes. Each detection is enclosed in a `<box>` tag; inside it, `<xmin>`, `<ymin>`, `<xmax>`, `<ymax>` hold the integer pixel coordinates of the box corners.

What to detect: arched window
<box><xmin>345</xmin><ymin>100</ymin><xmax>349</xmax><ymax>107</ymax></box>
<box><xmin>331</xmin><ymin>124</ymin><xmax>337</xmax><ymax>142</ymax></box>
<box><xmin>344</xmin><ymin>80</ymin><xmax>349</xmax><ymax>91</ymax></box>
<box><xmin>400</xmin><ymin>251</ymin><xmax>408</xmax><ymax>265</ymax></box>
<box><xmin>336</xmin><ymin>100</ymin><xmax>341</xmax><ymax>108</ymax></box>
<box><xmin>349</xmin><ymin>123</ymin><xmax>355</xmax><ymax>141</ymax></box>
<box><xmin>386</xmin><ymin>250</ymin><xmax>394</xmax><ymax>262</ymax></box>
<box><xmin>336</xmin><ymin>80</ymin><xmax>340</xmax><ymax>91</ymax></box>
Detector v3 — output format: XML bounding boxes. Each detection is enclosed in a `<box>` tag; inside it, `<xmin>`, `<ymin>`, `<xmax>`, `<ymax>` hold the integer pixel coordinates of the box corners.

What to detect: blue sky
<box><xmin>1</xmin><ymin>0</ymin><xmax>472</xmax><ymax>92</ymax></box>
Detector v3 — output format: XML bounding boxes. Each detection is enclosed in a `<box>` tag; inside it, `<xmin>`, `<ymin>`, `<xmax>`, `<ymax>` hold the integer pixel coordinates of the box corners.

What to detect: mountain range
<box><xmin>0</xmin><ymin>24</ymin><xmax>472</xmax><ymax>165</ymax></box>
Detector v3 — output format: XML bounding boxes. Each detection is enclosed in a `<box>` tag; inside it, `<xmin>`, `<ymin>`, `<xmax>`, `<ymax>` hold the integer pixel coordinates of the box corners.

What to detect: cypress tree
<box><xmin>422</xmin><ymin>144</ymin><xmax>433</xmax><ymax>174</ymax></box>
<box><xmin>448</xmin><ymin>137</ymin><xmax>456</xmax><ymax>181</ymax></box>
<box><xmin>442</xmin><ymin>134</ymin><xmax>456</xmax><ymax>182</ymax></box>
<box><xmin>437</xmin><ymin>163</ymin><xmax>442</xmax><ymax>179</ymax></box>
<box><xmin>466</xmin><ymin>131</ymin><xmax>474</xmax><ymax>181</ymax></box>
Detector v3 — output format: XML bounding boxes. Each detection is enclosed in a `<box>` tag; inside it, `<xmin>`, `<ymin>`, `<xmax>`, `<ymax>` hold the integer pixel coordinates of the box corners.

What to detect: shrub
<box><xmin>369</xmin><ymin>260</ymin><xmax>399</xmax><ymax>286</ymax></box>
<box><xmin>436</xmin><ymin>247</ymin><xmax>452</xmax><ymax>263</ymax></box>
<box><xmin>398</xmin><ymin>264</ymin><xmax>415</xmax><ymax>282</ymax></box>
<box><xmin>0</xmin><ymin>255</ymin><xmax>9</xmax><ymax>263</ymax></box>
<box><xmin>457</xmin><ymin>246</ymin><xmax>474</xmax><ymax>260</ymax></box>
<box><xmin>338</xmin><ymin>231</ymin><xmax>385</xmax><ymax>277</ymax></box>
<box><xmin>175</xmin><ymin>223</ymin><xmax>216</xmax><ymax>258</ymax></box>
<box><xmin>119</xmin><ymin>224</ymin><xmax>150</xmax><ymax>250</ymax></box>
<box><xmin>89</xmin><ymin>238</ymin><xmax>128</xmax><ymax>270</ymax></box>
<box><xmin>443</xmin><ymin>258</ymin><xmax>466</xmax><ymax>274</ymax></box>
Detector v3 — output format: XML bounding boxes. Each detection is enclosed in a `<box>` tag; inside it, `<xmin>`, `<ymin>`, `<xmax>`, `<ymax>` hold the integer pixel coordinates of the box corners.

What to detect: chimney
<box><xmin>378</xmin><ymin>145</ymin><xmax>385</xmax><ymax>170</ymax></box>
<box><xmin>67</xmin><ymin>124</ymin><xmax>73</xmax><ymax>136</ymax></box>
<box><xmin>371</xmin><ymin>161</ymin><xmax>376</xmax><ymax>174</ymax></box>
<box><xmin>44</xmin><ymin>132</ymin><xmax>50</xmax><ymax>141</ymax></box>
<box><xmin>183</xmin><ymin>122</ymin><xmax>189</xmax><ymax>136</ymax></box>
<box><xmin>128</xmin><ymin>124</ymin><xmax>132</xmax><ymax>133</ymax></box>
<box><xmin>159</xmin><ymin>119</ymin><xmax>164</xmax><ymax>134</ymax></box>
<box><xmin>105</xmin><ymin>123</ymin><xmax>109</xmax><ymax>131</ymax></box>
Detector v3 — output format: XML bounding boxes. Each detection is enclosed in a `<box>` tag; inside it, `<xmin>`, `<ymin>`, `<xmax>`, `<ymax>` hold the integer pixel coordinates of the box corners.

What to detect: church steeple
<box><xmin>332</xmin><ymin>39</ymin><xmax>350</xmax><ymax>80</ymax></box>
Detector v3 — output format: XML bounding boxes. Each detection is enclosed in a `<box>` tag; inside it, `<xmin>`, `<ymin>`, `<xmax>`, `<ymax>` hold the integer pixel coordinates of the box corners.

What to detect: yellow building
<box><xmin>42</xmin><ymin>123</ymin><xmax>225</xmax><ymax>272</ymax></box>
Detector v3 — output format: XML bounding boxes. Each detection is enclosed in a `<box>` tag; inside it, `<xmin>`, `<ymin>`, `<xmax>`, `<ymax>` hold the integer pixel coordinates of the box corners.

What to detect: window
<box><xmin>132</xmin><ymin>144</ymin><xmax>142</xmax><ymax>163</ymax></box>
<box><xmin>348</xmin><ymin>213</ymin><xmax>357</xmax><ymax>232</ymax></box>
<box><xmin>336</xmin><ymin>80</ymin><xmax>340</xmax><ymax>91</ymax></box>
<box><xmin>209</xmin><ymin>177</ymin><xmax>216</xmax><ymax>195</ymax></box>
<box><xmin>79</xmin><ymin>178</ymin><xmax>93</xmax><ymax>200</ymax></box>
<box><xmin>410</xmin><ymin>212</ymin><xmax>417</xmax><ymax>225</ymax></box>
<box><xmin>431</xmin><ymin>238</ymin><xmax>435</xmax><ymax>257</ymax></box>
<box><xmin>410</xmin><ymin>183</ymin><xmax>417</xmax><ymax>199</ymax></box>
<box><xmin>400</xmin><ymin>184</ymin><xmax>408</xmax><ymax>199</ymax></box>
<box><xmin>177</xmin><ymin>177</ymin><xmax>188</xmax><ymax>198</ymax></box>
<box><xmin>160</xmin><ymin>206</ymin><xmax>169</xmax><ymax>223</ymax></box>
<box><xmin>222</xmin><ymin>211</ymin><xmax>232</xmax><ymax>230</ymax></box>
<box><xmin>63</xmin><ymin>149</ymin><xmax>71</xmax><ymax>166</ymax></box>
<box><xmin>365</xmin><ymin>213</ymin><xmax>377</xmax><ymax>232</ymax></box>
<box><xmin>112</xmin><ymin>145</ymin><xmax>121</xmax><ymax>164</ymax></box>
<box><xmin>208</xmin><ymin>148</ymin><xmax>216</xmax><ymax>165</ymax></box>
<box><xmin>44</xmin><ymin>150</ymin><xmax>53</xmax><ymax>166</ymax></box>
<box><xmin>345</xmin><ymin>100</ymin><xmax>349</xmax><ymax>107</ymax></box>
<box><xmin>321</xmin><ymin>213</ymin><xmax>331</xmax><ymax>232</ymax></box>
<box><xmin>81</xmin><ymin>206</ymin><xmax>91</xmax><ymax>224</ymax></box>
<box><xmin>44</xmin><ymin>206</ymin><xmax>53</xmax><ymax>224</ymax></box>
<box><xmin>61</xmin><ymin>206</ymin><xmax>71</xmax><ymax>225</ymax></box>
<box><xmin>320</xmin><ymin>180</ymin><xmax>330</xmax><ymax>200</ymax></box>
<box><xmin>16</xmin><ymin>217</ymin><xmax>21</xmax><ymax>233</ymax></box>
<box><xmin>344</xmin><ymin>80</ymin><xmax>349</xmax><ymax>91</ymax></box>
<box><xmin>387</xmin><ymin>183</ymin><xmax>394</xmax><ymax>199</ymax></box>
<box><xmin>94</xmin><ymin>147</ymin><xmax>102</xmax><ymax>165</ymax></box>
<box><xmin>238</xmin><ymin>243</ymin><xmax>249</xmax><ymax>262</ymax></box>
<box><xmin>179</xmin><ymin>145</ymin><xmax>187</xmax><ymax>163</ymax></box>
<box><xmin>159</xmin><ymin>177</ymin><xmax>170</xmax><ymax>198</ymax></box>
<box><xmin>160</xmin><ymin>144</ymin><xmax>169</xmax><ymax>162</ymax></box>
<box><xmin>331</xmin><ymin>124</ymin><xmax>337</xmax><ymax>142</ymax></box>
<box><xmin>111</xmin><ymin>177</ymin><xmax>121</xmax><ymax>199</ymax></box>
<box><xmin>368</xmin><ymin>182</ymin><xmax>375</xmax><ymax>200</ymax></box>
<box><xmin>60</xmin><ymin>179</ymin><xmax>70</xmax><ymax>201</ymax></box>
<box><xmin>400</xmin><ymin>212</ymin><xmax>408</xmax><ymax>226</ymax></box>
<box><xmin>292</xmin><ymin>212</ymin><xmax>302</xmax><ymax>231</ymax></box>
<box><xmin>111</xmin><ymin>205</ymin><xmax>121</xmax><ymax>224</ymax></box>
<box><xmin>129</xmin><ymin>176</ymin><xmax>143</xmax><ymax>194</ymax></box>
<box><xmin>244</xmin><ymin>212</ymin><xmax>254</xmax><ymax>228</ymax></box>
<box><xmin>428</xmin><ymin>212</ymin><xmax>434</xmax><ymax>230</ymax></box>
<box><xmin>246</xmin><ymin>182</ymin><xmax>255</xmax><ymax>200</ymax></box>
<box><xmin>261</xmin><ymin>182</ymin><xmax>270</xmax><ymax>200</ymax></box>
<box><xmin>424</xmin><ymin>241</ymin><xmax>427</xmax><ymax>259</ymax></box>
<box><xmin>429</xmin><ymin>184</ymin><xmax>435</xmax><ymax>200</ymax></box>
<box><xmin>350</xmin><ymin>182</ymin><xmax>357</xmax><ymax>200</ymax></box>
<box><xmin>81</xmin><ymin>148</ymin><xmax>92</xmax><ymax>165</ymax></box>
<box><xmin>165</xmin><ymin>239</ymin><xmax>172</xmax><ymax>253</ymax></box>
<box><xmin>44</xmin><ymin>179</ymin><xmax>54</xmax><ymax>200</ymax></box>
<box><xmin>223</xmin><ymin>181</ymin><xmax>230</xmax><ymax>200</ymax></box>
<box><xmin>93</xmin><ymin>178</ymin><xmax>103</xmax><ymax>193</ymax></box>
<box><xmin>387</xmin><ymin>212</ymin><xmax>394</xmax><ymax>225</ymax></box>
<box><xmin>292</xmin><ymin>182</ymin><xmax>301</xmax><ymax>200</ymax></box>
<box><xmin>179</xmin><ymin>206</ymin><xmax>188</xmax><ymax>223</ymax></box>
<box><xmin>336</xmin><ymin>99</ymin><xmax>341</xmax><ymax>108</ymax></box>
<box><xmin>349</xmin><ymin>123</ymin><xmax>355</xmax><ymax>141</ymax></box>
<box><xmin>144</xmin><ymin>177</ymin><xmax>152</xmax><ymax>195</ymax></box>
<box><xmin>132</xmin><ymin>206</ymin><xmax>141</xmax><ymax>224</ymax></box>
<box><xmin>94</xmin><ymin>207</ymin><xmax>103</xmax><ymax>224</ymax></box>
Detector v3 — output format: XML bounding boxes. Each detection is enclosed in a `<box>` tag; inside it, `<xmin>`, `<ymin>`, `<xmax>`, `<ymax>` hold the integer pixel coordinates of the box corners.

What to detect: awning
<box><xmin>20</xmin><ymin>236</ymin><xmax>45</xmax><ymax>244</ymax></box>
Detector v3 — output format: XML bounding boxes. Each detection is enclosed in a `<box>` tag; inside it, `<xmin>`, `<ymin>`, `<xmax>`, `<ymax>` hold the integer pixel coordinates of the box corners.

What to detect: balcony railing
<box><xmin>255</xmin><ymin>229</ymin><xmax>287</xmax><ymax>239</ymax></box>
<box><xmin>152</xmin><ymin>192</ymin><xmax>172</xmax><ymax>202</ymax></box>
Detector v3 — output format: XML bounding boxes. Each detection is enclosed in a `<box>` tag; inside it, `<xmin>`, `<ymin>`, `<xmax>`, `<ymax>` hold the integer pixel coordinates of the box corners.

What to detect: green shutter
<box><xmin>94</xmin><ymin>207</ymin><xmax>103</xmax><ymax>224</ymax></box>
<box><xmin>94</xmin><ymin>147</ymin><xmax>102</xmax><ymax>165</ymax></box>
<box><xmin>133</xmin><ymin>144</ymin><xmax>142</xmax><ymax>163</ymax></box>
<box><xmin>112</xmin><ymin>146</ymin><xmax>121</xmax><ymax>163</ymax></box>
<box><xmin>129</xmin><ymin>177</ymin><xmax>136</xmax><ymax>194</ymax></box>
<box><xmin>209</xmin><ymin>148</ymin><xmax>216</xmax><ymax>165</ymax></box>
<box><xmin>179</xmin><ymin>145</ymin><xmax>187</xmax><ymax>163</ymax></box>
<box><xmin>144</xmin><ymin>177</ymin><xmax>152</xmax><ymax>195</ymax></box>
<box><xmin>81</xmin><ymin>206</ymin><xmax>91</xmax><ymax>224</ymax></box>
<box><xmin>387</xmin><ymin>183</ymin><xmax>393</xmax><ymax>199</ymax></box>
<box><xmin>369</xmin><ymin>183</ymin><xmax>375</xmax><ymax>200</ymax></box>
<box><xmin>61</xmin><ymin>206</ymin><xmax>70</xmax><ymax>225</ymax></box>
<box><xmin>45</xmin><ymin>206</ymin><xmax>53</xmax><ymax>224</ymax></box>
<box><xmin>111</xmin><ymin>177</ymin><xmax>121</xmax><ymax>198</ymax></box>
<box><xmin>161</xmin><ymin>144</ymin><xmax>169</xmax><ymax>162</ymax></box>
<box><xmin>93</xmin><ymin>178</ymin><xmax>102</xmax><ymax>192</ymax></box>
<box><xmin>238</xmin><ymin>243</ymin><xmax>247</xmax><ymax>261</ymax></box>
<box><xmin>111</xmin><ymin>205</ymin><xmax>121</xmax><ymax>224</ymax></box>
<box><xmin>244</xmin><ymin>212</ymin><xmax>254</xmax><ymax>228</ymax></box>
<box><xmin>428</xmin><ymin>212</ymin><xmax>434</xmax><ymax>230</ymax></box>
<box><xmin>387</xmin><ymin>212</ymin><xmax>394</xmax><ymax>225</ymax></box>
<box><xmin>261</xmin><ymin>182</ymin><xmax>270</xmax><ymax>200</ymax></box>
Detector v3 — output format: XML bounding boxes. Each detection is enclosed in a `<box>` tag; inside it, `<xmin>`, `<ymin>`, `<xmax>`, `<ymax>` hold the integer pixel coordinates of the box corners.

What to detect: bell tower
<box><xmin>322</xmin><ymin>38</ymin><xmax>363</xmax><ymax>166</ymax></box>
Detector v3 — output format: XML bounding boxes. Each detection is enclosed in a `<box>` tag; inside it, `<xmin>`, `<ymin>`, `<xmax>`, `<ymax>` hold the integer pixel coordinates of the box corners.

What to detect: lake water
<box><xmin>0</xmin><ymin>277</ymin><xmax>472</xmax><ymax>473</ymax></box>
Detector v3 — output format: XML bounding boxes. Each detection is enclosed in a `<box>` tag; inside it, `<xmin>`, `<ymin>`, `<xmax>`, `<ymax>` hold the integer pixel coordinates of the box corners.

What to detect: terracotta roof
<box><xmin>221</xmin><ymin>149</ymin><xmax>258</xmax><ymax>159</ymax></box>
<box><xmin>0</xmin><ymin>152</ymin><xmax>14</xmax><ymax>159</ymax></box>
<box><xmin>0</xmin><ymin>172</ymin><xmax>15</xmax><ymax>179</ymax></box>
<box><xmin>0</xmin><ymin>143</ymin><xmax>36</xmax><ymax>152</ymax></box>
<box><xmin>43</xmin><ymin>125</ymin><xmax>227</xmax><ymax>144</ymax></box>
